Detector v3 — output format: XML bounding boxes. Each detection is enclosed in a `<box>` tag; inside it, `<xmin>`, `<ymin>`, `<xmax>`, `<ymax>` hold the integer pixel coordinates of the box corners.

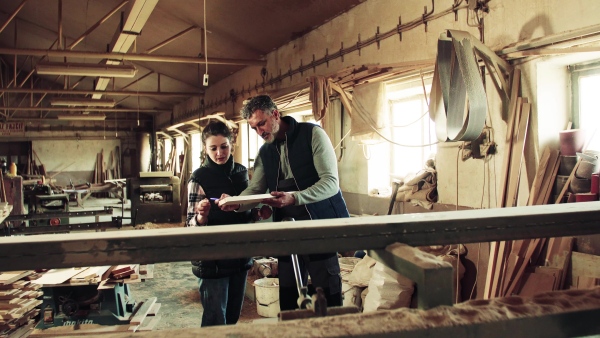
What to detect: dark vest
<box><xmin>189</xmin><ymin>156</ymin><xmax>252</xmax><ymax>278</ymax></box>
<box><xmin>259</xmin><ymin>116</ymin><xmax>350</xmax><ymax>222</ymax></box>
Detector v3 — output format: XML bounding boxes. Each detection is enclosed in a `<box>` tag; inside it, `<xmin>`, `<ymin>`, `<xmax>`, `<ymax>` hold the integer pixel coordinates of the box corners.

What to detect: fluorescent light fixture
<box><xmin>50</xmin><ymin>98</ymin><xmax>116</xmax><ymax>107</ymax></box>
<box><xmin>57</xmin><ymin>114</ymin><xmax>106</xmax><ymax>121</ymax></box>
<box><xmin>36</xmin><ymin>62</ymin><xmax>137</xmax><ymax>78</ymax></box>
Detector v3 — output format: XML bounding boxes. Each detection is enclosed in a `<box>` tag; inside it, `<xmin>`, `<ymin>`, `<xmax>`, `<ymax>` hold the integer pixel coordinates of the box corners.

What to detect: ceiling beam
<box><xmin>0</xmin><ymin>0</ymin><xmax>28</xmax><ymax>34</ymax></box>
<box><xmin>0</xmin><ymin>88</ymin><xmax>199</xmax><ymax>97</ymax></box>
<box><xmin>0</xmin><ymin>107</ymin><xmax>169</xmax><ymax>113</ymax></box>
<box><xmin>144</xmin><ymin>25</ymin><xmax>197</xmax><ymax>54</ymax></box>
<box><xmin>67</xmin><ymin>0</ymin><xmax>130</xmax><ymax>50</ymax></box>
<box><xmin>0</xmin><ymin>47</ymin><xmax>267</xmax><ymax>66</ymax></box>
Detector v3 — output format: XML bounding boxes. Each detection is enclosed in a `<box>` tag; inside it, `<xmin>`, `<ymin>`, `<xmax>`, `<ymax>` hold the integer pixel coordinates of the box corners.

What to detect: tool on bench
<box><xmin>278</xmin><ymin>217</ymin><xmax>360</xmax><ymax>321</ymax></box>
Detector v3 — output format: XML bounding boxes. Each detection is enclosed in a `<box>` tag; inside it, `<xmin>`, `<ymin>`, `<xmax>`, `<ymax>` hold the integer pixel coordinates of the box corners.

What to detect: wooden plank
<box><xmin>31</xmin><ymin>268</ymin><xmax>82</xmax><ymax>285</ymax></box>
<box><xmin>518</xmin><ymin>272</ymin><xmax>556</xmax><ymax>297</ymax></box>
<box><xmin>0</xmin><ymin>272</ymin><xmax>32</xmax><ymax>285</ymax></box>
<box><xmin>137</xmin><ymin>314</ymin><xmax>162</xmax><ymax>331</ymax></box>
<box><xmin>506</xmin><ymin>100</ymin><xmax>530</xmax><ymax>208</ymax></box>
<box><xmin>536</xmin><ymin>150</ymin><xmax>560</xmax><ymax>205</ymax></box>
<box><xmin>3</xmin><ymin>203</ymin><xmax>600</xmax><ymax>272</ymax></box>
<box><xmin>505</xmin><ymin>238</ymin><xmax>542</xmax><ymax>296</ymax></box>
<box><xmin>570</xmin><ymin>251</ymin><xmax>600</xmax><ymax>287</ymax></box>
<box><xmin>555</xmin><ymin>159</ymin><xmax>582</xmax><ymax>204</ymax></box>
<box><xmin>129</xmin><ymin>297</ymin><xmax>157</xmax><ymax>325</ymax></box>
<box><xmin>527</xmin><ymin>147</ymin><xmax>551</xmax><ymax>206</ymax></box>
<box><xmin>498</xmin><ymin>69</ymin><xmax>521</xmax><ymax>208</ymax></box>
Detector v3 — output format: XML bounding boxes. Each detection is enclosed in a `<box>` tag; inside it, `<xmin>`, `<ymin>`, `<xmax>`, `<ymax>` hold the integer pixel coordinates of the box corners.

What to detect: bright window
<box><xmin>191</xmin><ymin>133</ymin><xmax>201</xmax><ymax>170</ymax></box>
<box><xmin>573</xmin><ymin>62</ymin><xmax>600</xmax><ymax>151</ymax></box>
<box><xmin>239</xmin><ymin>120</ymin><xmax>264</xmax><ymax>169</ymax></box>
<box><xmin>387</xmin><ymin>77</ymin><xmax>437</xmax><ymax>181</ymax></box>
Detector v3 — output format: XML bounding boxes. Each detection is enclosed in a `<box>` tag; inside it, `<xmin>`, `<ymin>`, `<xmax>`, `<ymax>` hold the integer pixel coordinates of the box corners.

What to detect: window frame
<box><xmin>570</xmin><ymin>60</ymin><xmax>600</xmax><ymax>129</ymax></box>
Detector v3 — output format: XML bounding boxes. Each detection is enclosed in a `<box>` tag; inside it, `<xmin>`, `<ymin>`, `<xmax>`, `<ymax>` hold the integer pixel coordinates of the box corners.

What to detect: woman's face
<box><xmin>204</xmin><ymin>134</ymin><xmax>231</xmax><ymax>165</ymax></box>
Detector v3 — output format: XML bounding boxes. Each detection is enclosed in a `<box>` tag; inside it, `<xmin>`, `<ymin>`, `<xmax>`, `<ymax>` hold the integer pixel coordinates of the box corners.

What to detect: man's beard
<box><xmin>263</xmin><ymin>120</ymin><xmax>279</xmax><ymax>144</ymax></box>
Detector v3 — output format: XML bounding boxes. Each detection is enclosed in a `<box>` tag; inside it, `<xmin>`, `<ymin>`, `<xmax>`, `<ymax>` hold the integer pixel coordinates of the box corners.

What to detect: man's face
<box><xmin>247</xmin><ymin>109</ymin><xmax>280</xmax><ymax>144</ymax></box>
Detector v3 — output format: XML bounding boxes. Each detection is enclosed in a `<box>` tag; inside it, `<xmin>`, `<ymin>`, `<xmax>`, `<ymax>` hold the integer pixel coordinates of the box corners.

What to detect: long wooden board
<box><xmin>2</xmin><ymin>202</ymin><xmax>600</xmax><ymax>272</ymax></box>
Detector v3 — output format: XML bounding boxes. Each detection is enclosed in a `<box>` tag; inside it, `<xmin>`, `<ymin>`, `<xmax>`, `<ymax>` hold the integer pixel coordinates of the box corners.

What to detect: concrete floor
<box><xmin>69</xmin><ymin>197</ymin><xmax>267</xmax><ymax>330</ymax></box>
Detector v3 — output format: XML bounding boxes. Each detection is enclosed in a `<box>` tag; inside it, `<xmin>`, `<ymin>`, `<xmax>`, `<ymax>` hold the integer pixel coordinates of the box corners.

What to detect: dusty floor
<box><xmin>129</xmin><ymin>261</ymin><xmax>263</xmax><ymax>330</ymax></box>
<box><xmin>70</xmin><ymin>197</ymin><xmax>265</xmax><ymax>330</ymax></box>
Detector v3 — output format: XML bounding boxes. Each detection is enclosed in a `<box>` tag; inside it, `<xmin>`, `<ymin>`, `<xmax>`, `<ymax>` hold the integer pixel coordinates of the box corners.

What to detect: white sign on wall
<box><xmin>0</xmin><ymin>122</ymin><xmax>25</xmax><ymax>135</ymax></box>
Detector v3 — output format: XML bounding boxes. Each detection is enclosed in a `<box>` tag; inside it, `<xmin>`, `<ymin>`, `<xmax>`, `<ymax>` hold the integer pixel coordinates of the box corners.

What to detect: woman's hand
<box><xmin>195</xmin><ymin>198</ymin><xmax>210</xmax><ymax>225</ymax></box>
<box><xmin>217</xmin><ymin>194</ymin><xmax>241</xmax><ymax>212</ymax></box>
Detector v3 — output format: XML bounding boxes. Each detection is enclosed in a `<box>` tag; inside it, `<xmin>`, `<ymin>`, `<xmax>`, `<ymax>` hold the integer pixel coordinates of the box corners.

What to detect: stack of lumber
<box><xmin>0</xmin><ymin>271</ymin><xmax>42</xmax><ymax>337</ymax></box>
<box><xmin>484</xmin><ymin>67</ymin><xmax>573</xmax><ymax>299</ymax></box>
<box><xmin>128</xmin><ymin>297</ymin><xmax>162</xmax><ymax>332</ymax></box>
<box><xmin>516</xmin><ymin>237</ymin><xmax>574</xmax><ymax>296</ymax></box>
<box><xmin>93</xmin><ymin>146</ymin><xmax>122</xmax><ymax>197</ymax></box>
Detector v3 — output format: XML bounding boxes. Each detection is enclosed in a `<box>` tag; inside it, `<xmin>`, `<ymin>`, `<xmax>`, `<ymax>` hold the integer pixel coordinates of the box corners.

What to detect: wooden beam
<box><xmin>368</xmin><ymin>243</ymin><xmax>454</xmax><ymax>309</ymax></box>
<box><xmin>3</xmin><ymin>202</ymin><xmax>600</xmax><ymax>271</ymax></box>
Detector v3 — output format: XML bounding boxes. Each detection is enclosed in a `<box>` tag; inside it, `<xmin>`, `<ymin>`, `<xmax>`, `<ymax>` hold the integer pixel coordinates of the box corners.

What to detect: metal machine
<box><xmin>127</xmin><ymin>172</ymin><xmax>181</xmax><ymax>224</ymax></box>
<box><xmin>23</xmin><ymin>183</ymin><xmax>70</xmax><ymax>227</ymax></box>
<box><xmin>37</xmin><ymin>283</ymin><xmax>136</xmax><ymax>329</ymax></box>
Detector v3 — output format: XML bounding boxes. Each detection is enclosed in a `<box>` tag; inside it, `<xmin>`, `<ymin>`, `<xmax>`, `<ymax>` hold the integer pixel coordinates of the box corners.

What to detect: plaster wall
<box><xmin>170</xmin><ymin>0</ymin><xmax>600</xmax><ymax>212</ymax></box>
<box><xmin>32</xmin><ymin>138</ymin><xmax>122</xmax><ymax>186</ymax></box>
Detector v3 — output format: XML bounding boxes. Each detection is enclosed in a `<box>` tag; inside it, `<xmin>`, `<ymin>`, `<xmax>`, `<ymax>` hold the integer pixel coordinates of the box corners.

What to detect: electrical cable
<box><xmin>203</xmin><ymin>0</ymin><xmax>208</xmax><ymax>76</ymax></box>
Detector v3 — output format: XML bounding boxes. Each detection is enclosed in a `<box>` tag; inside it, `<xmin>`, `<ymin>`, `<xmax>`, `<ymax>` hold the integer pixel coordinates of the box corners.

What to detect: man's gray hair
<box><xmin>240</xmin><ymin>95</ymin><xmax>278</xmax><ymax>119</ymax></box>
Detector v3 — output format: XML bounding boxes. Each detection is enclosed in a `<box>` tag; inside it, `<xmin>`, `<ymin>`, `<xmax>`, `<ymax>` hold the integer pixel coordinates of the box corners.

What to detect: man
<box><xmin>219</xmin><ymin>95</ymin><xmax>350</xmax><ymax>311</ymax></box>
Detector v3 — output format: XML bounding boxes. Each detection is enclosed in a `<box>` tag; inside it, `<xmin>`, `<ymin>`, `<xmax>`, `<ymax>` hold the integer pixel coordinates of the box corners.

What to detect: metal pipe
<box><xmin>0</xmin><ymin>88</ymin><xmax>199</xmax><ymax>97</ymax></box>
<box><xmin>58</xmin><ymin>0</ymin><xmax>63</xmax><ymax>50</ymax></box>
<box><xmin>1</xmin><ymin>106</ymin><xmax>169</xmax><ymax>113</ymax></box>
<box><xmin>144</xmin><ymin>26</ymin><xmax>197</xmax><ymax>54</ymax></box>
<box><xmin>0</xmin><ymin>47</ymin><xmax>267</xmax><ymax>66</ymax></box>
<box><xmin>67</xmin><ymin>0</ymin><xmax>129</xmax><ymax>50</ymax></box>
<box><xmin>0</xmin><ymin>0</ymin><xmax>28</xmax><ymax>34</ymax></box>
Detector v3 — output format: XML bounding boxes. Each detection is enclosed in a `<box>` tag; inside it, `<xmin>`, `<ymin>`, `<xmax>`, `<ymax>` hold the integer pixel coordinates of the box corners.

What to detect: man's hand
<box><xmin>262</xmin><ymin>191</ymin><xmax>295</xmax><ymax>208</ymax></box>
<box><xmin>217</xmin><ymin>194</ymin><xmax>241</xmax><ymax>212</ymax></box>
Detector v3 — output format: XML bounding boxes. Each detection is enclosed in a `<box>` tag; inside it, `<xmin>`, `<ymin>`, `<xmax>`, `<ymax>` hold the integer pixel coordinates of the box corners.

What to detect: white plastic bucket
<box><xmin>253</xmin><ymin>277</ymin><xmax>280</xmax><ymax>318</ymax></box>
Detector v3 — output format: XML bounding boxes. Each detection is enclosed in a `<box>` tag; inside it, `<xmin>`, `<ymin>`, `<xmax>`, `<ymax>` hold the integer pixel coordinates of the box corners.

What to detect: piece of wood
<box><xmin>556</xmin><ymin>159</ymin><xmax>582</xmax><ymax>204</ymax></box>
<box><xmin>570</xmin><ymin>251</ymin><xmax>600</xmax><ymax>287</ymax></box>
<box><xmin>506</xmin><ymin>100</ymin><xmax>530</xmax><ymax>208</ymax></box>
<box><xmin>527</xmin><ymin>147</ymin><xmax>551</xmax><ymax>206</ymax></box>
<box><xmin>518</xmin><ymin>272</ymin><xmax>556</xmax><ymax>297</ymax></box>
<box><xmin>0</xmin><ymin>271</ymin><xmax>32</xmax><ymax>285</ymax></box>
<box><xmin>537</xmin><ymin>150</ymin><xmax>561</xmax><ymax>205</ymax></box>
<box><xmin>4</xmin><ymin>203</ymin><xmax>600</xmax><ymax>272</ymax></box>
<box><xmin>31</xmin><ymin>268</ymin><xmax>81</xmax><ymax>285</ymax></box>
<box><xmin>137</xmin><ymin>314</ymin><xmax>162</xmax><ymax>331</ymax></box>
<box><xmin>129</xmin><ymin>297</ymin><xmax>157</xmax><ymax>325</ymax></box>
<box><xmin>218</xmin><ymin>193</ymin><xmax>275</xmax><ymax>206</ymax></box>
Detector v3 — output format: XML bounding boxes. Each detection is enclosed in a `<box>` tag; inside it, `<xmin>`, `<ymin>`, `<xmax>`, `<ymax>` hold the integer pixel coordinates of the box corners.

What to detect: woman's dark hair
<box><xmin>201</xmin><ymin>121</ymin><xmax>232</xmax><ymax>144</ymax></box>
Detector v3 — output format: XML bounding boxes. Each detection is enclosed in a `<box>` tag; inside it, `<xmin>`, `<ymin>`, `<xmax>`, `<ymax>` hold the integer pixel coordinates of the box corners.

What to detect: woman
<box><xmin>186</xmin><ymin>120</ymin><xmax>270</xmax><ymax>327</ymax></box>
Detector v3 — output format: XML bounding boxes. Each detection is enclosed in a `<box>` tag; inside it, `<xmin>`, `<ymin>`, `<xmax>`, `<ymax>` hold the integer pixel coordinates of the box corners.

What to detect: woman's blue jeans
<box><xmin>197</xmin><ymin>270</ymin><xmax>248</xmax><ymax>327</ymax></box>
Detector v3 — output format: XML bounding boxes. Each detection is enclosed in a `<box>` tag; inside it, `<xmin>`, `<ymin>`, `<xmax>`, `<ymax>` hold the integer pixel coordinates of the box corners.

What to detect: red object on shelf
<box><xmin>575</xmin><ymin>192</ymin><xmax>599</xmax><ymax>202</ymax></box>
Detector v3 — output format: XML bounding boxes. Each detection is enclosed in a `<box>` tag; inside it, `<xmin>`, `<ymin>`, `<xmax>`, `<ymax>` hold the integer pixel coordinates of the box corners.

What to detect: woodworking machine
<box><xmin>37</xmin><ymin>283</ymin><xmax>136</xmax><ymax>329</ymax></box>
<box><xmin>127</xmin><ymin>172</ymin><xmax>181</xmax><ymax>224</ymax></box>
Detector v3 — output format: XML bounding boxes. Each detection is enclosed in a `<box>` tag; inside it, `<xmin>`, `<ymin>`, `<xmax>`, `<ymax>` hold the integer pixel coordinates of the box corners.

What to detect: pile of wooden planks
<box><xmin>483</xmin><ymin>66</ymin><xmax>575</xmax><ymax>299</ymax></box>
<box><xmin>0</xmin><ymin>271</ymin><xmax>42</xmax><ymax>337</ymax></box>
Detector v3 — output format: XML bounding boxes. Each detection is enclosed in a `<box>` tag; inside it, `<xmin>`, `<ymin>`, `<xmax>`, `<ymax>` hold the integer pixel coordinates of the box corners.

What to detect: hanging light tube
<box><xmin>36</xmin><ymin>62</ymin><xmax>137</xmax><ymax>78</ymax></box>
<box><xmin>50</xmin><ymin>98</ymin><xmax>116</xmax><ymax>107</ymax></box>
<box><xmin>57</xmin><ymin>114</ymin><xmax>106</xmax><ymax>121</ymax></box>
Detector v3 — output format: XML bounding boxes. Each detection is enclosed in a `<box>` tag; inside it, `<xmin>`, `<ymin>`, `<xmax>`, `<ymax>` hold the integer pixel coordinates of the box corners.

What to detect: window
<box><xmin>240</xmin><ymin>121</ymin><xmax>264</xmax><ymax>169</ymax></box>
<box><xmin>387</xmin><ymin>76</ymin><xmax>437</xmax><ymax>181</ymax></box>
<box><xmin>191</xmin><ymin>133</ymin><xmax>201</xmax><ymax>170</ymax></box>
<box><xmin>572</xmin><ymin>61</ymin><xmax>600</xmax><ymax>151</ymax></box>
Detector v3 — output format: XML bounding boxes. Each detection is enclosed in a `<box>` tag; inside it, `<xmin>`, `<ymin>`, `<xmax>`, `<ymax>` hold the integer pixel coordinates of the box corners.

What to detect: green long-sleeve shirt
<box><xmin>239</xmin><ymin>126</ymin><xmax>339</xmax><ymax>211</ymax></box>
